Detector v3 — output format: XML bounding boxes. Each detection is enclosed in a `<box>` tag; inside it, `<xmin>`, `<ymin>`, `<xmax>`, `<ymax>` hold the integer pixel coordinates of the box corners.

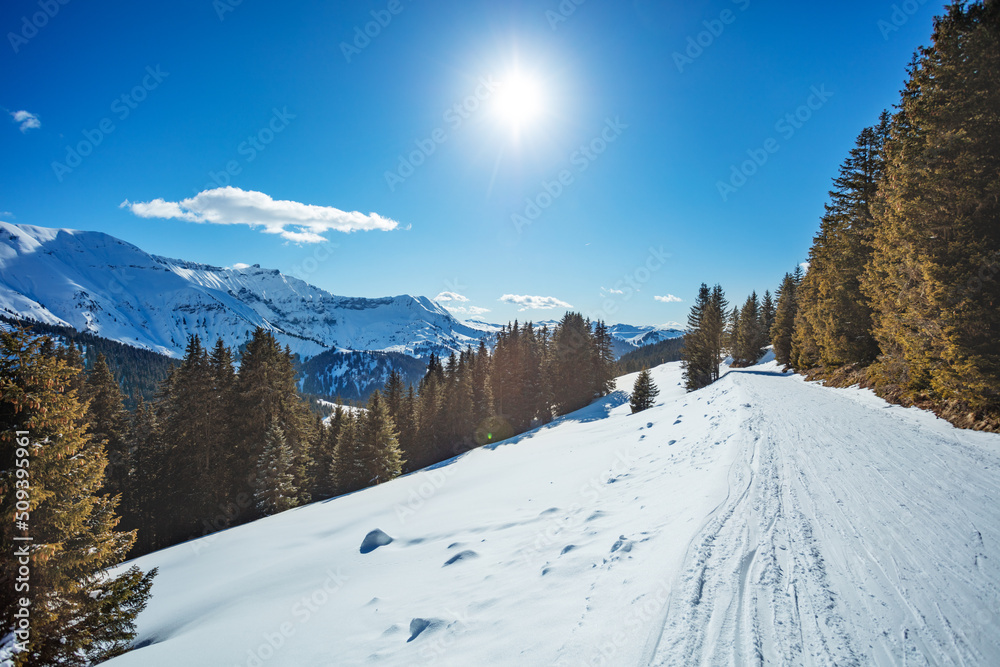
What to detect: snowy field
<box><xmin>106</xmin><ymin>360</ymin><xmax>1000</xmax><ymax>666</ymax></box>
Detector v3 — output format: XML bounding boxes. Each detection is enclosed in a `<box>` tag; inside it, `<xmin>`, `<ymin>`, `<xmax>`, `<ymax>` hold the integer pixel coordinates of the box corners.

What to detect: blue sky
<box><xmin>1</xmin><ymin>0</ymin><xmax>943</xmax><ymax>326</ymax></box>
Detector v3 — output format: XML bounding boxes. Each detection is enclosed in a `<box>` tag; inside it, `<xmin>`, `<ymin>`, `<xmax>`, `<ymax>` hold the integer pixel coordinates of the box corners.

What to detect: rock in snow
<box><xmin>359</xmin><ymin>529</ymin><xmax>394</xmax><ymax>554</ymax></box>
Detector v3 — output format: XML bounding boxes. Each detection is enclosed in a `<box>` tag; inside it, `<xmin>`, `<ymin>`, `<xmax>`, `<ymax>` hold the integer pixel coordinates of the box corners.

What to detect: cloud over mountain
<box><xmin>121</xmin><ymin>186</ymin><xmax>400</xmax><ymax>243</ymax></box>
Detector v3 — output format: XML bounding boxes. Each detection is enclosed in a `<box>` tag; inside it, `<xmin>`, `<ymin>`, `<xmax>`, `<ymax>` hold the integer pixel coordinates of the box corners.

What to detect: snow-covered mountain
<box><xmin>0</xmin><ymin>223</ymin><xmax>684</xmax><ymax>398</ymax></box>
<box><xmin>0</xmin><ymin>222</ymin><xmax>486</xmax><ymax>360</ymax></box>
<box><xmin>103</xmin><ymin>359</ymin><xmax>1000</xmax><ymax>666</ymax></box>
<box><xmin>606</xmin><ymin>323</ymin><xmax>684</xmax><ymax>356</ymax></box>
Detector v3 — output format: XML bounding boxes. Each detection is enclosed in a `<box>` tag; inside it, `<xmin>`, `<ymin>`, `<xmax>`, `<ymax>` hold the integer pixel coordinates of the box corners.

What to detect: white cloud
<box><xmin>434</xmin><ymin>291</ymin><xmax>469</xmax><ymax>303</ymax></box>
<box><xmin>120</xmin><ymin>186</ymin><xmax>400</xmax><ymax>243</ymax></box>
<box><xmin>600</xmin><ymin>286</ymin><xmax>625</xmax><ymax>296</ymax></box>
<box><xmin>10</xmin><ymin>110</ymin><xmax>40</xmax><ymax>133</ymax></box>
<box><xmin>499</xmin><ymin>294</ymin><xmax>573</xmax><ymax>311</ymax></box>
<box><xmin>231</xmin><ymin>263</ymin><xmax>251</xmax><ymax>270</ymax></box>
<box><xmin>800</xmin><ymin>261</ymin><xmax>811</xmax><ymax>273</ymax></box>
<box><xmin>443</xmin><ymin>304</ymin><xmax>492</xmax><ymax>316</ymax></box>
<box><xmin>655</xmin><ymin>294</ymin><xmax>683</xmax><ymax>303</ymax></box>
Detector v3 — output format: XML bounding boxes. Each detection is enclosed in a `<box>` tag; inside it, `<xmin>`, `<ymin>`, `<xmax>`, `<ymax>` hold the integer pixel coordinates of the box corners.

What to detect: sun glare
<box><xmin>493</xmin><ymin>71</ymin><xmax>545</xmax><ymax>129</ymax></box>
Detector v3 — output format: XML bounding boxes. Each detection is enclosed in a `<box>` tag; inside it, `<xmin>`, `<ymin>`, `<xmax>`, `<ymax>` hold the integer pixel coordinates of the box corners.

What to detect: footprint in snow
<box><xmin>668</xmin><ymin>440</ymin><xmax>677</xmax><ymax>445</ymax></box>
<box><xmin>360</xmin><ymin>529</ymin><xmax>393</xmax><ymax>554</ymax></box>
<box><xmin>611</xmin><ymin>535</ymin><xmax>634</xmax><ymax>554</ymax></box>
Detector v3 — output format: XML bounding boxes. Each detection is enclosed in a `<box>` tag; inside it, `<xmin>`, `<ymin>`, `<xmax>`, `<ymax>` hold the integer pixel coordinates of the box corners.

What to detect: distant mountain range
<box><xmin>0</xmin><ymin>223</ymin><xmax>682</xmax><ymax>398</ymax></box>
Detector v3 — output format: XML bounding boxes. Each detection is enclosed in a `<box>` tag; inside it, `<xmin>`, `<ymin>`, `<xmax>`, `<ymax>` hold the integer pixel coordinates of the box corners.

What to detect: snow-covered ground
<box><xmin>106</xmin><ymin>360</ymin><xmax>1000</xmax><ymax>666</ymax></box>
<box><xmin>316</xmin><ymin>398</ymin><xmax>368</xmax><ymax>422</ymax></box>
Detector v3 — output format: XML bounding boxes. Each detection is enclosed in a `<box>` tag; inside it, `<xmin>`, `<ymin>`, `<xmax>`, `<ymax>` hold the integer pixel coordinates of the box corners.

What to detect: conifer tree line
<box><xmin>386</xmin><ymin>312</ymin><xmax>617</xmax><ymax>473</ymax></box>
<box><xmin>769</xmin><ymin>1</ymin><xmax>1000</xmax><ymax>429</ymax></box>
<box><xmin>682</xmin><ymin>284</ymin><xmax>774</xmax><ymax>391</ymax></box>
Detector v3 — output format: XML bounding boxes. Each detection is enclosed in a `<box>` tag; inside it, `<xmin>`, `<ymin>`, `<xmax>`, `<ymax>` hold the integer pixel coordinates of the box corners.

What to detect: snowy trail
<box><xmin>647</xmin><ymin>366</ymin><xmax>1000</xmax><ymax>666</ymax></box>
<box><xmin>103</xmin><ymin>361</ymin><xmax>1000</xmax><ymax>667</ymax></box>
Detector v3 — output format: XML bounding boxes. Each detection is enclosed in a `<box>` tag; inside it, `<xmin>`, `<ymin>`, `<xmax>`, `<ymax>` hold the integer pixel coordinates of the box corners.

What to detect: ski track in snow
<box><xmin>646</xmin><ymin>367</ymin><xmax>1000</xmax><ymax>667</ymax></box>
<box><xmin>102</xmin><ymin>361</ymin><xmax>1000</xmax><ymax>667</ymax></box>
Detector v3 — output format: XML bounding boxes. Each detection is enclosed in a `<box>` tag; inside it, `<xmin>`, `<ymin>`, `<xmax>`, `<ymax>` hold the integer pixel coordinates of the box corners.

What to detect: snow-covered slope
<box><xmin>0</xmin><ymin>222</ymin><xmax>484</xmax><ymax>360</ymax></box>
<box><xmin>105</xmin><ymin>360</ymin><xmax>1000</xmax><ymax>666</ymax></box>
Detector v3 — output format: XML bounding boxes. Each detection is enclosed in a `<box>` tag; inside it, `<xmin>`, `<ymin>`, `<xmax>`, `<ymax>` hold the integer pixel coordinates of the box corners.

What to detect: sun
<box><xmin>492</xmin><ymin>71</ymin><xmax>545</xmax><ymax>129</ymax></box>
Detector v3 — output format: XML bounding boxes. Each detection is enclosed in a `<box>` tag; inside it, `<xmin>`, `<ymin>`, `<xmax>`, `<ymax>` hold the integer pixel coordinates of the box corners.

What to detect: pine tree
<box><xmin>332</xmin><ymin>411</ymin><xmax>363</xmax><ymax>494</ymax></box>
<box><xmin>1</xmin><ymin>329</ymin><xmax>156</xmax><ymax>665</ymax></box>
<box><xmin>127</xmin><ymin>396</ymin><xmax>163</xmax><ymax>554</ymax></box>
<box><xmin>707</xmin><ymin>285</ymin><xmax>728</xmax><ymax>382</ymax></box>
<box><xmin>383</xmin><ymin>369</ymin><xmax>406</xmax><ymax>430</ymax></box>
<box><xmin>592</xmin><ymin>321</ymin><xmax>616</xmax><ymax>397</ymax></box>
<box><xmin>207</xmin><ymin>338</ymin><xmax>237</xmax><ymax>501</ymax></box>
<box><xmin>630</xmin><ymin>368</ymin><xmax>660</xmax><ymax>413</ymax></box>
<box><xmin>357</xmin><ymin>391</ymin><xmax>404</xmax><ymax>486</ymax></box>
<box><xmin>759</xmin><ymin>290</ymin><xmax>776</xmax><ymax>342</ymax></box>
<box><xmin>398</xmin><ymin>386</ymin><xmax>419</xmax><ymax>471</ymax></box>
<box><xmin>726</xmin><ymin>305</ymin><xmax>741</xmax><ymax>360</ymax></box>
<box><xmin>682</xmin><ymin>284</ymin><xmax>715</xmax><ymax>391</ymax></box>
<box><xmin>84</xmin><ymin>354</ymin><xmax>130</xmax><ymax>505</ymax></box>
<box><xmin>254</xmin><ymin>421</ymin><xmax>296</xmax><ymax>515</ymax></box>
<box><xmin>734</xmin><ymin>292</ymin><xmax>767</xmax><ymax>367</ymax></box>
<box><xmin>313</xmin><ymin>407</ymin><xmax>342</xmax><ymax>499</ymax></box>
<box><xmin>772</xmin><ymin>271</ymin><xmax>800</xmax><ymax>366</ymax></box>
<box><xmin>412</xmin><ymin>371</ymin><xmax>443</xmax><ymax>470</ymax></box>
